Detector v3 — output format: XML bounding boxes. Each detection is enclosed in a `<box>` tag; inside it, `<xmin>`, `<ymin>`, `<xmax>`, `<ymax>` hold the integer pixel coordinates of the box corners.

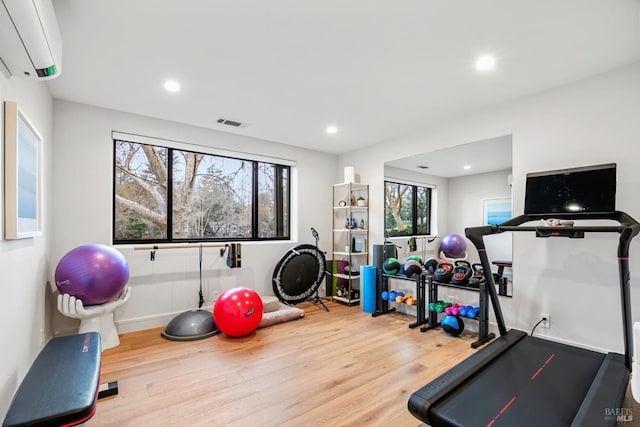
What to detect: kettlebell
<box><xmin>472</xmin><ymin>263</ymin><xmax>484</xmax><ymax>277</ymax></box>
<box><xmin>451</xmin><ymin>265</ymin><xmax>472</xmax><ymax>285</ymax></box>
<box><xmin>434</xmin><ymin>262</ymin><xmax>454</xmax><ymax>283</ymax></box>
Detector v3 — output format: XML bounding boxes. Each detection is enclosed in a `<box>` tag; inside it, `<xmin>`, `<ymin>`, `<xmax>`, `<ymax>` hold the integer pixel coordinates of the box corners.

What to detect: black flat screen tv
<box><xmin>524</xmin><ymin>163</ymin><xmax>616</xmax><ymax>215</ymax></box>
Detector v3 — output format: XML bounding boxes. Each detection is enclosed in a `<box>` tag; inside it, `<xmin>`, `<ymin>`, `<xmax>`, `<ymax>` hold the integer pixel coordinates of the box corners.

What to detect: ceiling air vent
<box><xmin>217</xmin><ymin>118</ymin><xmax>243</xmax><ymax>127</ymax></box>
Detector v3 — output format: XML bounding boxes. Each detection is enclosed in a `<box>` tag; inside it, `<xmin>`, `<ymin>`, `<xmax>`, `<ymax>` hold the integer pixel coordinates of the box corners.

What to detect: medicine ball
<box><xmin>383</xmin><ymin>257</ymin><xmax>401</xmax><ymax>275</ymax></box>
<box><xmin>403</xmin><ymin>259</ymin><xmax>422</xmax><ymax>278</ymax></box>
<box><xmin>424</xmin><ymin>257</ymin><xmax>439</xmax><ymax>275</ymax></box>
<box><xmin>434</xmin><ymin>262</ymin><xmax>454</xmax><ymax>283</ymax></box>
<box><xmin>441</xmin><ymin>315</ymin><xmax>465</xmax><ymax>337</ymax></box>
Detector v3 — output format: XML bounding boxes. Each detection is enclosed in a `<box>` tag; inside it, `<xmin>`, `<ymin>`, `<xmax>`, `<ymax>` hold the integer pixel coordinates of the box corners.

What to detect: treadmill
<box><xmin>408</xmin><ymin>164</ymin><xmax>639</xmax><ymax>426</ymax></box>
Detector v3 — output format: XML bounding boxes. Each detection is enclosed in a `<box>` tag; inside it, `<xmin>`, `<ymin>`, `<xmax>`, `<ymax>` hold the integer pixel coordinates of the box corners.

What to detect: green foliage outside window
<box><xmin>384</xmin><ymin>181</ymin><xmax>431</xmax><ymax>237</ymax></box>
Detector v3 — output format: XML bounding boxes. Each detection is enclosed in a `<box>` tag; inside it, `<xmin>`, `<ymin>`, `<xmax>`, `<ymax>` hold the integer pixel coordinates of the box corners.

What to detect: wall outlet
<box><xmin>39</xmin><ymin>329</ymin><xmax>44</xmax><ymax>346</ymax></box>
<box><xmin>541</xmin><ymin>313</ymin><xmax>550</xmax><ymax>329</ymax></box>
<box><xmin>212</xmin><ymin>290</ymin><xmax>220</xmax><ymax>300</ymax></box>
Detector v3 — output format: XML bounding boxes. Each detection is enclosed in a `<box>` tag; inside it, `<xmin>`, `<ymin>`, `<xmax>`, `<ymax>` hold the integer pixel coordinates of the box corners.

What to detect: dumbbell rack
<box><xmin>375</xmin><ymin>273</ymin><xmax>428</xmax><ymax>329</ymax></box>
<box><xmin>373</xmin><ymin>271</ymin><xmax>496</xmax><ymax>348</ymax></box>
<box><xmin>428</xmin><ymin>277</ymin><xmax>495</xmax><ymax>348</ymax></box>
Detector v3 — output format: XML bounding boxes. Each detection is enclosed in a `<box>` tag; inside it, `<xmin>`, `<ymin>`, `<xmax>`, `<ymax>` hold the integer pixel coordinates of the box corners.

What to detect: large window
<box><xmin>384</xmin><ymin>180</ymin><xmax>432</xmax><ymax>236</ymax></box>
<box><xmin>113</xmin><ymin>139</ymin><xmax>290</xmax><ymax>243</ymax></box>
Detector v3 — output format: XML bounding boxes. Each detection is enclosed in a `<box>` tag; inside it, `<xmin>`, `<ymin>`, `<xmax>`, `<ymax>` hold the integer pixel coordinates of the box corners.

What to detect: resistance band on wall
<box><xmin>226</xmin><ymin>243</ymin><xmax>241</xmax><ymax>268</ymax></box>
<box><xmin>408</xmin><ymin>237</ymin><xmax>417</xmax><ymax>252</ymax></box>
<box><xmin>407</xmin><ymin>235</ymin><xmax>438</xmax><ymax>260</ymax></box>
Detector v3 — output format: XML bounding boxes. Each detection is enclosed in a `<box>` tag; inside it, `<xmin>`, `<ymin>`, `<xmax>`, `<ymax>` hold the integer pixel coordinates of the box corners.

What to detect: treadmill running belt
<box><xmin>430</xmin><ymin>336</ymin><xmax>605</xmax><ymax>427</ymax></box>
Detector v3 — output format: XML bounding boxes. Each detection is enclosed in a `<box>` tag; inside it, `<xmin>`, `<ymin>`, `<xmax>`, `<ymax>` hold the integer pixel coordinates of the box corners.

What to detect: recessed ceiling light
<box><xmin>463</xmin><ymin>165</ymin><xmax>471</xmax><ymax>170</ymax></box>
<box><xmin>326</xmin><ymin>125</ymin><xmax>338</xmax><ymax>135</ymax></box>
<box><xmin>164</xmin><ymin>79</ymin><xmax>181</xmax><ymax>93</ymax></box>
<box><xmin>475</xmin><ymin>55</ymin><xmax>496</xmax><ymax>72</ymax></box>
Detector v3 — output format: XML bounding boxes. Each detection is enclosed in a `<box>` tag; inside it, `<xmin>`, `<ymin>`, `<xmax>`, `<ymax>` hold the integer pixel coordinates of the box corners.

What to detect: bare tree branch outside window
<box><xmin>384</xmin><ymin>181</ymin><xmax>431</xmax><ymax>236</ymax></box>
<box><xmin>114</xmin><ymin>140</ymin><xmax>289</xmax><ymax>242</ymax></box>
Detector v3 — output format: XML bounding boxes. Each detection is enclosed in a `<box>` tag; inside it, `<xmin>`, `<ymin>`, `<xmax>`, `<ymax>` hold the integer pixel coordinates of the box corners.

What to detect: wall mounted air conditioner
<box><xmin>0</xmin><ymin>0</ymin><xmax>62</xmax><ymax>80</ymax></box>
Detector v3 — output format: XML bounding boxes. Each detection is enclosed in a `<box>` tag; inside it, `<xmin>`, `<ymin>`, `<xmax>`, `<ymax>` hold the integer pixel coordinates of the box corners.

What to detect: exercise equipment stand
<box><xmin>306</xmin><ymin>227</ymin><xmax>329</xmax><ymax>311</ymax></box>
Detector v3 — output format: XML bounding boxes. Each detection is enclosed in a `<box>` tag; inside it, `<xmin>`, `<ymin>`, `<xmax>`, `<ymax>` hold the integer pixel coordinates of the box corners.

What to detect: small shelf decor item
<box><xmin>4</xmin><ymin>101</ymin><xmax>42</xmax><ymax>239</ymax></box>
<box><xmin>357</xmin><ymin>196</ymin><xmax>366</xmax><ymax>207</ymax></box>
<box><xmin>344</xmin><ymin>166</ymin><xmax>355</xmax><ymax>183</ymax></box>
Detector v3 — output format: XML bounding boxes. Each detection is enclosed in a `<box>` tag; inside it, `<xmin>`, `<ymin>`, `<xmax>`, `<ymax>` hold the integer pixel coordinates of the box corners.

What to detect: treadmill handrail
<box><xmin>464</xmin><ymin>210</ymin><xmax>640</xmax><ymax>370</ymax></box>
<box><xmin>470</xmin><ymin>211</ymin><xmax>640</xmax><ymax>236</ymax></box>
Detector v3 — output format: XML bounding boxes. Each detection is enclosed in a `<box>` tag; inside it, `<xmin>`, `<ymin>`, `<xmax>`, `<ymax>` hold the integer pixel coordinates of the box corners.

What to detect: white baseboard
<box><xmin>528</xmin><ymin>330</ymin><xmax>613</xmax><ymax>354</ymax></box>
<box><xmin>55</xmin><ymin>306</ymin><xmax>215</xmax><ymax>337</ymax></box>
<box><xmin>487</xmin><ymin>321</ymin><xmax>615</xmax><ymax>354</ymax></box>
<box><xmin>115</xmin><ymin>312</ymin><xmax>175</xmax><ymax>334</ymax></box>
<box><xmin>116</xmin><ymin>306</ymin><xmax>214</xmax><ymax>334</ymax></box>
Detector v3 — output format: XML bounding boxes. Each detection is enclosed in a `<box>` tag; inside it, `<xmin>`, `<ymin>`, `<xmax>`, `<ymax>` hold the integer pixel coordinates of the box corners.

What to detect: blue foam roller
<box><xmin>362</xmin><ymin>265</ymin><xmax>376</xmax><ymax>313</ymax></box>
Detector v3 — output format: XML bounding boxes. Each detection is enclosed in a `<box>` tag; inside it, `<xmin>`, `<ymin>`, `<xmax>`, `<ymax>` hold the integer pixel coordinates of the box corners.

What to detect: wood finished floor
<box><xmin>89</xmin><ymin>300</ymin><xmax>477</xmax><ymax>427</ymax></box>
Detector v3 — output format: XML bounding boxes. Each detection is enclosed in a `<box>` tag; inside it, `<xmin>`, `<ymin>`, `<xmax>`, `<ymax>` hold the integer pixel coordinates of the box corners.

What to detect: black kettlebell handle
<box><xmin>472</xmin><ymin>263</ymin><xmax>484</xmax><ymax>276</ymax></box>
<box><xmin>455</xmin><ymin>260</ymin><xmax>471</xmax><ymax>268</ymax></box>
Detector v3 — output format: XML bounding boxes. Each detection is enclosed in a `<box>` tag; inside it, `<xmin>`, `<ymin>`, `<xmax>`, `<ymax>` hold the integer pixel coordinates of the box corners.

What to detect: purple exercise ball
<box><xmin>441</xmin><ymin>234</ymin><xmax>467</xmax><ymax>258</ymax></box>
<box><xmin>55</xmin><ymin>244</ymin><xmax>130</xmax><ymax>305</ymax></box>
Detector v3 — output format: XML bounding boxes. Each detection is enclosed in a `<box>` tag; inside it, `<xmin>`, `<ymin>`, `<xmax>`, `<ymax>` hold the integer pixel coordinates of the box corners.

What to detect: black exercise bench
<box><xmin>3</xmin><ymin>333</ymin><xmax>102</xmax><ymax>427</ymax></box>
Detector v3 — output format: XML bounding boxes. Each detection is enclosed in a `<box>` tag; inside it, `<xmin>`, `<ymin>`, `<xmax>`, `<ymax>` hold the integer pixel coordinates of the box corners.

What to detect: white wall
<box><xmin>51</xmin><ymin>101</ymin><xmax>337</xmax><ymax>334</ymax></box>
<box><xmin>0</xmin><ymin>76</ymin><xmax>53</xmax><ymax>418</ymax></box>
<box><xmin>340</xmin><ymin>61</ymin><xmax>640</xmax><ymax>353</ymax></box>
<box><xmin>448</xmin><ymin>169</ymin><xmax>513</xmax><ymax>265</ymax></box>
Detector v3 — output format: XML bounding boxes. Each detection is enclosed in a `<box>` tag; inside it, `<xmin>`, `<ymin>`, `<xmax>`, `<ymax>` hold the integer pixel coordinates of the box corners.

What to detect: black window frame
<box><xmin>384</xmin><ymin>180</ymin><xmax>432</xmax><ymax>237</ymax></box>
<box><xmin>112</xmin><ymin>139</ymin><xmax>291</xmax><ymax>244</ymax></box>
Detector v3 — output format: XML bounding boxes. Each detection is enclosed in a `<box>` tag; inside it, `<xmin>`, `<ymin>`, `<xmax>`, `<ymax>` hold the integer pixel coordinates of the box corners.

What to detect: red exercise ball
<box><xmin>213</xmin><ymin>287</ymin><xmax>264</xmax><ymax>337</ymax></box>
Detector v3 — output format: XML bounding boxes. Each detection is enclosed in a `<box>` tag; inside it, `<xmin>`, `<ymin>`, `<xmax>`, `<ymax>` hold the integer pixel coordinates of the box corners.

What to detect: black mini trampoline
<box><xmin>272</xmin><ymin>244</ymin><xmax>326</xmax><ymax>305</ymax></box>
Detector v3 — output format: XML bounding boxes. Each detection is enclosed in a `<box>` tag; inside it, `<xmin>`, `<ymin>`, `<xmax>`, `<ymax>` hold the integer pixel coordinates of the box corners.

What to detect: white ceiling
<box><xmin>47</xmin><ymin>0</ymin><xmax>640</xmax><ymax>155</ymax></box>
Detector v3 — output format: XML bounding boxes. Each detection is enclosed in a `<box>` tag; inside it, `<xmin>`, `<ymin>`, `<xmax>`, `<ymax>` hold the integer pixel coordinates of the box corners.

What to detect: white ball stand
<box><xmin>57</xmin><ymin>286</ymin><xmax>131</xmax><ymax>351</ymax></box>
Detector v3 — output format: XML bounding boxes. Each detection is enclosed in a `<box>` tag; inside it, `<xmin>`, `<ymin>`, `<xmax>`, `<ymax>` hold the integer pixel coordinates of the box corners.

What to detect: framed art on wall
<box><xmin>483</xmin><ymin>198</ymin><xmax>512</xmax><ymax>226</ymax></box>
<box><xmin>4</xmin><ymin>101</ymin><xmax>42</xmax><ymax>239</ymax></box>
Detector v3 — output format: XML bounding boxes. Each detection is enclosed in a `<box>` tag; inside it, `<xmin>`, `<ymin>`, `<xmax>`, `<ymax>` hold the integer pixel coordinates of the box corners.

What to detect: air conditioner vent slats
<box><xmin>217</xmin><ymin>118</ymin><xmax>243</xmax><ymax>127</ymax></box>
